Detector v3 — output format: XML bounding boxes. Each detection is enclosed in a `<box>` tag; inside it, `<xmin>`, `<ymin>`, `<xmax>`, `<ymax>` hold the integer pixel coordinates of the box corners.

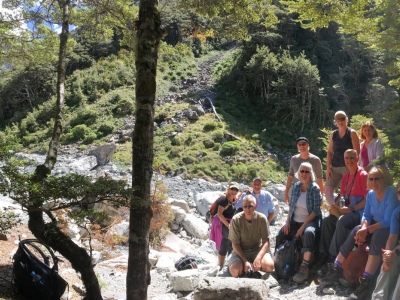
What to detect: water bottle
<box><xmin>31</xmin><ymin>271</ymin><xmax>42</xmax><ymax>283</ymax></box>
<box><xmin>283</xmin><ymin>264</ymin><xmax>290</xmax><ymax>276</ymax></box>
<box><xmin>340</xmin><ymin>197</ymin><xmax>345</xmax><ymax>207</ymax></box>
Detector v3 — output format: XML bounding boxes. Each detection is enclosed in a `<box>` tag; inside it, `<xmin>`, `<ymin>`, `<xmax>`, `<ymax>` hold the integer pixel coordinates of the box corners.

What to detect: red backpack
<box><xmin>209</xmin><ymin>195</ymin><xmax>224</xmax><ymax>216</ymax></box>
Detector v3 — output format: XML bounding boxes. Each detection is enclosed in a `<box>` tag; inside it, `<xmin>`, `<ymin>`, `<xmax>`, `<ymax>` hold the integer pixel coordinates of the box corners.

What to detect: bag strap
<box><xmin>19</xmin><ymin>239</ymin><xmax>59</xmax><ymax>273</ymax></box>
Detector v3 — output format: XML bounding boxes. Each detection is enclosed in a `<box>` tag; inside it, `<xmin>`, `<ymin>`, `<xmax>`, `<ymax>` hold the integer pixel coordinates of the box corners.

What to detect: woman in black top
<box><xmin>209</xmin><ymin>184</ymin><xmax>239</xmax><ymax>269</ymax></box>
<box><xmin>325</xmin><ymin>111</ymin><xmax>360</xmax><ymax>206</ymax></box>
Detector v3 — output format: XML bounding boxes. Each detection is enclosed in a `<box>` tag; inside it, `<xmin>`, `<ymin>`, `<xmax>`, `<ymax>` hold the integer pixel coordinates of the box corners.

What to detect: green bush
<box><xmin>171</xmin><ymin>136</ymin><xmax>182</xmax><ymax>146</ymax></box>
<box><xmin>71</xmin><ymin>124</ymin><xmax>97</xmax><ymax>143</ymax></box>
<box><xmin>112</xmin><ymin>99</ymin><xmax>134</xmax><ymax>116</ymax></box>
<box><xmin>203</xmin><ymin>139</ymin><xmax>215</xmax><ymax>148</ymax></box>
<box><xmin>70</xmin><ymin>109</ymin><xmax>98</xmax><ymax>127</ymax></box>
<box><xmin>203</xmin><ymin>121</ymin><xmax>218</xmax><ymax>132</ymax></box>
<box><xmin>97</xmin><ymin>121</ymin><xmax>115</xmax><ymax>137</ymax></box>
<box><xmin>211</xmin><ymin>129</ymin><xmax>224</xmax><ymax>141</ymax></box>
<box><xmin>220</xmin><ymin>141</ymin><xmax>240</xmax><ymax>156</ymax></box>
<box><xmin>213</xmin><ymin>142</ymin><xmax>221</xmax><ymax>151</ymax></box>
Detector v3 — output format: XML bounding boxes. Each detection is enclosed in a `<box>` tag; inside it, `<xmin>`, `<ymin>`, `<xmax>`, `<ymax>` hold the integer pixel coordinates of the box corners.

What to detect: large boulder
<box><xmin>88</xmin><ymin>143</ymin><xmax>116</xmax><ymax>166</ymax></box>
<box><xmin>161</xmin><ymin>232</ymin><xmax>197</xmax><ymax>254</ymax></box>
<box><xmin>171</xmin><ymin>206</ymin><xmax>186</xmax><ymax>224</ymax></box>
<box><xmin>194</xmin><ymin>191</ymin><xmax>224</xmax><ymax>216</ymax></box>
<box><xmin>181</xmin><ymin>214</ymin><xmax>209</xmax><ymax>240</ymax></box>
<box><xmin>167</xmin><ymin>197</ymin><xmax>190</xmax><ymax>213</ymax></box>
<box><xmin>170</xmin><ymin>269</ymin><xmax>202</xmax><ymax>292</ymax></box>
<box><xmin>194</xmin><ymin>277</ymin><xmax>270</xmax><ymax>300</ymax></box>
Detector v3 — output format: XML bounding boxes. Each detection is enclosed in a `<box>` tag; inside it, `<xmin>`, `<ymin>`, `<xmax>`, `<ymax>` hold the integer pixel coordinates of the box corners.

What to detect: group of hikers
<box><xmin>209</xmin><ymin>111</ymin><xmax>400</xmax><ymax>300</ymax></box>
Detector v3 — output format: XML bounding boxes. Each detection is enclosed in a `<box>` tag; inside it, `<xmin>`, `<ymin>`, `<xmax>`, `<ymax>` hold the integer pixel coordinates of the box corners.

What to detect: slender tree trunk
<box><xmin>127</xmin><ymin>0</ymin><xmax>161</xmax><ymax>299</ymax></box>
<box><xmin>29</xmin><ymin>1</ymin><xmax>103</xmax><ymax>299</ymax></box>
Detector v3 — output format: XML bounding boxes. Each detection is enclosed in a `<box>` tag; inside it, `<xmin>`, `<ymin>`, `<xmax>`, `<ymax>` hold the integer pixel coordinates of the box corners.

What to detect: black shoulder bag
<box><xmin>13</xmin><ymin>238</ymin><xmax>68</xmax><ymax>300</ymax></box>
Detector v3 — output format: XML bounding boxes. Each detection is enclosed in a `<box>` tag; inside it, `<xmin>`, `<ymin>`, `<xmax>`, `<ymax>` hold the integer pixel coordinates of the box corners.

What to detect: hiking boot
<box><xmin>318</xmin><ymin>262</ymin><xmax>334</xmax><ymax>278</ymax></box>
<box><xmin>348</xmin><ymin>276</ymin><xmax>373</xmax><ymax>299</ymax></box>
<box><xmin>293</xmin><ymin>264</ymin><xmax>309</xmax><ymax>284</ymax></box>
<box><xmin>318</xmin><ymin>263</ymin><xmax>342</xmax><ymax>285</ymax></box>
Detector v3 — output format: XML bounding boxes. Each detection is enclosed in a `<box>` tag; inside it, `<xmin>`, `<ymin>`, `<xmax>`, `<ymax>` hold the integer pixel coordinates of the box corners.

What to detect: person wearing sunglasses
<box><xmin>372</xmin><ymin>182</ymin><xmax>400</xmax><ymax>300</ymax></box>
<box><xmin>318</xmin><ymin>149</ymin><xmax>368</xmax><ymax>273</ymax></box>
<box><xmin>275</xmin><ymin>162</ymin><xmax>322</xmax><ymax>283</ymax></box>
<box><xmin>284</xmin><ymin>137</ymin><xmax>323</xmax><ymax>205</ymax></box>
<box><xmin>235</xmin><ymin>177</ymin><xmax>275</xmax><ymax>223</ymax></box>
<box><xmin>209</xmin><ymin>183</ymin><xmax>239</xmax><ymax>269</ymax></box>
<box><xmin>325</xmin><ymin>111</ymin><xmax>360</xmax><ymax>206</ymax></box>
<box><xmin>320</xmin><ymin>166</ymin><xmax>399</xmax><ymax>300</ymax></box>
<box><xmin>358</xmin><ymin>121</ymin><xmax>385</xmax><ymax>173</ymax></box>
<box><xmin>228</xmin><ymin>195</ymin><xmax>274</xmax><ymax>278</ymax></box>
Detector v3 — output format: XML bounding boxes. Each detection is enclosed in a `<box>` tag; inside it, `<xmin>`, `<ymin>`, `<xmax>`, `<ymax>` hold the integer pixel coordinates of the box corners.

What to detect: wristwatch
<box><xmin>395</xmin><ymin>248</ymin><xmax>400</xmax><ymax>257</ymax></box>
<box><xmin>351</xmin><ymin>207</ymin><xmax>356</xmax><ymax>213</ymax></box>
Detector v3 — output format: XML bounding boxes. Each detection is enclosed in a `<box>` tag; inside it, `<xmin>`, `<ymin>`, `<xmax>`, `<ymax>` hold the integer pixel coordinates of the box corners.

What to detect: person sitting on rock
<box><xmin>284</xmin><ymin>137</ymin><xmax>323</xmax><ymax>204</ymax></box>
<box><xmin>275</xmin><ymin>162</ymin><xmax>322</xmax><ymax>284</ymax></box>
<box><xmin>318</xmin><ymin>149</ymin><xmax>368</xmax><ymax>272</ymax></box>
<box><xmin>235</xmin><ymin>177</ymin><xmax>275</xmax><ymax>223</ymax></box>
<box><xmin>319</xmin><ymin>166</ymin><xmax>400</xmax><ymax>300</ymax></box>
<box><xmin>227</xmin><ymin>195</ymin><xmax>274</xmax><ymax>277</ymax></box>
<box><xmin>371</xmin><ymin>181</ymin><xmax>400</xmax><ymax>300</ymax></box>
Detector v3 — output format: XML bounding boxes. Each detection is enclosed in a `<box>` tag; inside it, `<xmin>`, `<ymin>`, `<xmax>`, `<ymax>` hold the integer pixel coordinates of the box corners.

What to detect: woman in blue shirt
<box><xmin>320</xmin><ymin>166</ymin><xmax>399</xmax><ymax>300</ymax></box>
<box><xmin>275</xmin><ymin>162</ymin><xmax>322</xmax><ymax>284</ymax></box>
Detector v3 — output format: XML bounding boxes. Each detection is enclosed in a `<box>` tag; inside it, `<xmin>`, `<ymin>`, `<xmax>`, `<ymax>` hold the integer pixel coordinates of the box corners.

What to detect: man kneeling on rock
<box><xmin>228</xmin><ymin>195</ymin><xmax>274</xmax><ymax>277</ymax></box>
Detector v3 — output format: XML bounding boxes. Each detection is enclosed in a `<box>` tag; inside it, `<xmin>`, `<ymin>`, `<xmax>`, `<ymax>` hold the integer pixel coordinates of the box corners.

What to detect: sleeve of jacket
<box><xmin>310</xmin><ymin>183</ymin><xmax>322</xmax><ymax>219</ymax></box>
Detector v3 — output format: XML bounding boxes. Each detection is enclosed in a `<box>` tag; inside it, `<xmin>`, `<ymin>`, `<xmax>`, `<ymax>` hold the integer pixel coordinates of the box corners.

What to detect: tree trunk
<box><xmin>127</xmin><ymin>0</ymin><xmax>161</xmax><ymax>299</ymax></box>
<box><xmin>29</xmin><ymin>1</ymin><xmax>103</xmax><ymax>299</ymax></box>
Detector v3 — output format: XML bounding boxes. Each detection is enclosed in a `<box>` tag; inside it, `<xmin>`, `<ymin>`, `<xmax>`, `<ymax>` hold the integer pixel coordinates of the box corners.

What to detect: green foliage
<box><xmin>202</xmin><ymin>139</ymin><xmax>215</xmax><ymax>149</ymax></box>
<box><xmin>203</xmin><ymin>121</ymin><xmax>219</xmax><ymax>132</ymax></box>
<box><xmin>0</xmin><ymin>210</ymin><xmax>18</xmax><ymax>235</ymax></box>
<box><xmin>220</xmin><ymin>141</ymin><xmax>241</xmax><ymax>156</ymax></box>
<box><xmin>211</xmin><ymin>130</ymin><xmax>224</xmax><ymax>141</ymax></box>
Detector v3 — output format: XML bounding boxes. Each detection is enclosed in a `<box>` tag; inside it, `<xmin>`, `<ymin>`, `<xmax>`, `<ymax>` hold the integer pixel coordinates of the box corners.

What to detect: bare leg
<box><xmin>261</xmin><ymin>253</ymin><xmax>274</xmax><ymax>273</ymax></box>
<box><xmin>229</xmin><ymin>261</ymin><xmax>244</xmax><ymax>278</ymax></box>
<box><xmin>218</xmin><ymin>254</ymin><xmax>225</xmax><ymax>269</ymax></box>
<box><xmin>324</xmin><ymin>186</ymin><xmax>335</xmax><ymax>205</ymax></box>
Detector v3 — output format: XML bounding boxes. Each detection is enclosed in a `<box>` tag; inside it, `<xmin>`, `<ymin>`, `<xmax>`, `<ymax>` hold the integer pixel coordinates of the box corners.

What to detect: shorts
<box><xmin>227</xmin><ymin>248</ymin><xmax>261</xmax><ymax>267</ymax></box>
<box><xmin>325</xmin><ymin>166</ymin><xmax>348</xmax><ymax>188</ymax></box>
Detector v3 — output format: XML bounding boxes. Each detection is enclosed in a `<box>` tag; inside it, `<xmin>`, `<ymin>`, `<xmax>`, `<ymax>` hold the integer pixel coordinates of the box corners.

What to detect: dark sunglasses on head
<box><xmin>368</xmin><ymin>177</ymin><xmax>382</xmax><ymax>182</ymax></box>
<box><xmin>300</xmin><ymin>170</ymin><xmax>310</xmax><ymax>173</ymax></box>
<box><xmin>242</xmin><ymin>205</ymin><xmax>255</xmax><ymax>209</ymax></box>
<box><xmin>335</xmin><ymin>117</ymin><xmax>346</xmax><ymax>121</ymax></box>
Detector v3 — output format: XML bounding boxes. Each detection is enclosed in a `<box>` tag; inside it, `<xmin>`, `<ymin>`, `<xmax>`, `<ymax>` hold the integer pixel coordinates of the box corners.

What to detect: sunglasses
<box><xmin>300</xmin><ymin>170</ymin><xmax>311</xmax><ymax>173</ymax></box>
<box><xmin>297</xmin><ymin>142</ymin><xmax>308</xmax><ymax>146</ymax></box>
<box><xmin>368</xmin><ymin>177</ymin><xmax>382</xmax><ymax>182</ymax></box>
<box><xmin>230</xmin><ymin>188</ymin><xmax>239</xmax><ymax>192</ymax></box>
<box><xmin>335</xmin><ymin>117</ymin><xmax>346</xmax><ymax>122</ymax></box>
<box><xmin>242</xmin><ymin>205</ymin><xmax>255</xmax><ymax>209</ymax></box>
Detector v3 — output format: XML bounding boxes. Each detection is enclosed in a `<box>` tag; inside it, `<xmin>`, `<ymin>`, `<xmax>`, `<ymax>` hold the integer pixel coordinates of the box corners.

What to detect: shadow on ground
<box><xmin>0</xmin><ymin>264</ymin><xmax>29</xmax><ymax>300</ymax></box>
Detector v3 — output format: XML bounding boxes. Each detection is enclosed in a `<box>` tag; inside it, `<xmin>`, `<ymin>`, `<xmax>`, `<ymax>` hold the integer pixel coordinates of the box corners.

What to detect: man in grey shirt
<box><xmin>284</xmin><ymin>137</ymin><xmax>324</xmax><ymax>204</ymax></box>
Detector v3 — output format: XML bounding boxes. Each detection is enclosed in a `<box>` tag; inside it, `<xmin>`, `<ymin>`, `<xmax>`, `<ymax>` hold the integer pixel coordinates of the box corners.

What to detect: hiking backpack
<box><xmin>13</xmin><ymin>239</ymin><xmax>68</xmax><ymax>300</ymax></box>
<box><xmin>274</xmin><ymin>239</ymin><xmax>301</xmax><ymax>281</ymax></box>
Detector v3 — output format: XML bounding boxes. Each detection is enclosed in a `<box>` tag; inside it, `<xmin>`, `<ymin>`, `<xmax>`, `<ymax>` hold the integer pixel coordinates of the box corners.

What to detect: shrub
<box><xmin>171</xmin><ymin>136</ymin><xmax>182</xmax><ymax>146</ymax></box>
<box><xmin>112</xmin><ymin>99</ymin><xmax>134</xmax><ymax>116</ymax></box>
<box><xmin>211</xmin><ymin>130</ymin><xmax>224</xmax><ymax>141</ymax></box>
<box><xmin>97</xmin><ymin>121</ymin><xmax>115</xmax><ymax>137</ymax></box>
<box><xmin>203</xmin><ymin>121</ymin><xmax>218</xmax><ymax>132</ymax></box>
<box><xmin>150</xmin><ymin>181</ymin><xmax>173</xmax><ymax>247</ymax></box>
<box><xmin>71</xmin><ymin>124</ymin><xmax>97</xmax><ymax>143</ymax></box>
<box><xmin>220</xmin><ymin>141</ymin><xmax>240</xmax><ymax>156</ymax></box>
<box><xmin>252</xmin><ymin>134</ymin><xmax>260</xmax><ymax>140</ymax></box>
<box><xmin>203</xmin><ymin>139</ymin><xmax>215</xmax><ymax>148</ymax></box>
<box><xmin>70</xmin><ymin>109</ymin><xmax>98</xmax><ymax>127</ymax></box>
<box><xmin>213</xmin><ymin>142</ymin><xmax>221</xmax><ymax>151</ymax></box>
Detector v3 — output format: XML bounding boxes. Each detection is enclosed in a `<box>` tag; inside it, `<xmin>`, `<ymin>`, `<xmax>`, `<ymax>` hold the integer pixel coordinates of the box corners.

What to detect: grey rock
<box><xmin>88</xmin><ymin>143</ymin><xmax>116</xmax><ymax>166</ymax></box>
<box><xmin>194</xmin><ymin>277</ymin><xmax>269</xmax><ymax>300</ymax></box>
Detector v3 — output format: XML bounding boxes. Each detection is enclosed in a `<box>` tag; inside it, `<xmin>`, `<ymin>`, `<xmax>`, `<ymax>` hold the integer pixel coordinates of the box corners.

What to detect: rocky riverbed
<box><xmin>0</xmin><ymin>150</ymin><xmax>355</xmax><ymax>300</ymax></box>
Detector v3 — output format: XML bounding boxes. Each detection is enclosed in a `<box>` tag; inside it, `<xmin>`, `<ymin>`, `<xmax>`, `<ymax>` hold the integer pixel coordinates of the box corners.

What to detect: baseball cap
<box><xmin>296</xmin><ymin>137</ymin><xmax>309</xmax><ymax>144</ymax></box>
